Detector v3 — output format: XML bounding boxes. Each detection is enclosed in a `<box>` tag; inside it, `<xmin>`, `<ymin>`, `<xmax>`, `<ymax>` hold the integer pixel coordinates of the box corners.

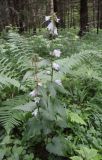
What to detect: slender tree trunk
<box><xmin>51</xmin><ymin>0</ymin><xmax>54</xmax><ymax>14</ymax></box>
<box><xmin>97</xmin><ymin>0</ymin><xmax>100</xmax><ymax>34</ymax></box>
<box><xmin>59</xmin><ymin>0</ymin><xmax>66</xmax><ymax>28</ymax></box>
<box><xmin>70</xmin><ymin>0</ymin><xmax>73</xmax><ymax>27</ymax></box>
<box><xmin>79</xmin><ymin>0</ymin><xmax>88</xmax><ymax>36</ymax></box>
<box><xmin>99</xmin><ymin>0</ymin><xmax>102</xmax><ymax>28</ymax></box>
<box><xmin>67</xmin><ymin>0</ymin><xmax>70</xmax><ymax>28</ymax></box>
<box><xmin>53</xmin><ymin>0</ymin><xmax>57</xmax><ymax>13</ymax></box>
<box><xmin>93</xmin><ymin>0</ymin><xmax>96</xmax><ymax>27</ymax></box>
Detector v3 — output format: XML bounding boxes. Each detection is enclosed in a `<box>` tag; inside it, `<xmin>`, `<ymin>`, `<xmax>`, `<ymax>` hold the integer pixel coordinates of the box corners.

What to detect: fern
<box><xmin>0</xmin><ymin>94</ymin><xmax>29</xmax><ymax>133</ymax></box>
<box><xmin>0</xmin><ymin>30</ymin><xmax>34</xmax><ymax>79</ymax></box>
<box><xmin>68</xmin><ymin>111</ymin><xmax>86</xmax><ymax>125</ymax></box>
<box><xmin>24</xmin><ymin>49</ymin><xmax>102</xmax><ymax>84</ymax></box>
<box><xmin>14</xmin><ymin>101</ymin><xmax>37</xmax><ymax>112</ymax></box>
<box><xmin>0</xmin><ymin>74</ymin><xmax>26</xmax><ymax>91</ymax></box>
<box><xmin>0</xmin><ymin>109</ymin><xmax>23</xmax><ymax>134</ymax></box>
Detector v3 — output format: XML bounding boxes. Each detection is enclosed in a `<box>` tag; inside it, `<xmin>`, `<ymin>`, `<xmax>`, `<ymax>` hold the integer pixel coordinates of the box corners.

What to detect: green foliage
<box><xmin>0</xmin><ymin>29</ymin><xmax>102</xmax><ymax>160</ymax></box>
<box><xmin>71</xmin><ymin>146</ymin><xmax>101</xmax><ymax>160</ymax></box>
<box><xmin>67</xmin><ymin>111</ymin><xmax>86</xmax><ymax>125</ymax></box>
<box><xmin>46</xmin><ymin>136</ymin><xmax>67</xmax><ymax>157</ymax></box>
<box><xmin>0</xmin><ymin>136</ymin><xmax>34</xmax><ymax>160</ymax></box>
<box><xmin>0</xmin><ymin>94</ymin><xmax>29</xmax><ymax>133</ymax></box>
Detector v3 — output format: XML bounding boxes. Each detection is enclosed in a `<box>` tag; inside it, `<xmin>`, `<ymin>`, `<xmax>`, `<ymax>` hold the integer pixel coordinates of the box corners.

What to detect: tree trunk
<box><xmin>51</xmin><ymin>0</ymin><xmax>54</xmax><ymax>14</ymax></box>
<box><xmin>53</xmin><ymin>0</ymin><xmax>57</xmax><ymax>13</ymax></box>
<box><xmin>79</xmin><ymin>0</ymin><xmax>88</xmax><ymax>36</ymax></box>
<box><xmin>58</xmin><ymin>0</ymin><xmax>66</xmax><ymax>28</ymax></box>
<box><xmin>99</xmin><ymin>0</ymin><xmax>102</xmax><ymax>28</ymax></box>
<box><xmin>93</xmin><ymin>0</ymin><xmax>96</xmax><ymax>27</ymax></box>
<box><xmin>97</xmin><ymin>0</ymin><xmax>100</xmax><ymax>34</ymax></box>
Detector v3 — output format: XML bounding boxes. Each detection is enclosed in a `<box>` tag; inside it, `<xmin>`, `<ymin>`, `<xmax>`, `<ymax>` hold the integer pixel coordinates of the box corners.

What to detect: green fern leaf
<box><xmin>68</xmin><ymin>111</ymin><xmax>86</xmax><ymax>125</ymax></box>
<box><xmin>14</xmin><ymin>102</ymin><xmax>37</xmax><ymax>112</ymax></box>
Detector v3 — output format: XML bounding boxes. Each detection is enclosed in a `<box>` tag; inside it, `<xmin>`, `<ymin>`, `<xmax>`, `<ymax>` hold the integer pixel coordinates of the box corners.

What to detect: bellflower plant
<box><xmin>29</xmin><ymin>12</ymin><xmax>63</xmax><ymax>103</ymax></box>
<box><xmin>28</xmin><ymin>11</ymin><xmax>68</xmax><ymax>158</ymax></box>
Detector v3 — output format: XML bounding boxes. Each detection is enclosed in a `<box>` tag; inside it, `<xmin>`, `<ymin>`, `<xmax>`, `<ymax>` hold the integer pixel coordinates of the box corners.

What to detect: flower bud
<box><xmin>45</xmin><ymin>16</ymin><xmax>51</xmax><ymax>21</ymax></box>
<box><xmin>29</xmin><ymin>89</ymin><xmax>38</xmax><ymax>97</ymax></box>
<box><xmin>32</xmin><ymin>109</ymin><xmax>38</xmax><ymax>116</ymax></box>
<box><xmin>53</xmin><ymin>49</ymin><xmax>61</xmax><ymax>57</ymax></box>
<box><xmin>53</xmin><ymin>63</ymin><xmax>60</xmax><ymax>71</ymax></box>
<box><xmin>55</xmin><ymin>79</ymin><xmax>62</xmax><ymax>86</ymax></box>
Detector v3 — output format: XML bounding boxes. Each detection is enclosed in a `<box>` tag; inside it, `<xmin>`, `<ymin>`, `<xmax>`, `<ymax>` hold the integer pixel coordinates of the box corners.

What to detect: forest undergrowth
<box><xmin>0</xmin><ymin>28</ymin><xmax>102</xmax><ymax>160</ymax></box>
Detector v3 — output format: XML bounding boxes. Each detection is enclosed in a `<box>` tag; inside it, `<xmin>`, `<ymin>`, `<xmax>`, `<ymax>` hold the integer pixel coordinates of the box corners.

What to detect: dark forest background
<box><xmin>0</xmin><ymin>0</ymin><xmax>102</xmax><ymax>35</ymax></box>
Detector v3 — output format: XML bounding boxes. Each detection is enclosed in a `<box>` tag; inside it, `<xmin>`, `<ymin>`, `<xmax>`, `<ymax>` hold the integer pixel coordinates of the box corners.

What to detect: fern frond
<box><xmin>0</xmin><ymin>94</ymin><xmax>29</xmax><ymax>133</ymax></box>
<box><xmin>0</xmin><ymin>109</ymin><xmax>23</xmax><ymax>134</ymax></box>
<box><xmin>0</xmin><ymin>74</ymin><xmax>26</xmax><ymax>91</ymax></box>
<box><xmin>69</xmin><ymin>65</ymin><xmax>102</xmax><ymax>82</ymax></box>
<box><xmin>14</xmin><ymin>102</ymin><xmax>37</xmax><ymax>112</ymax></box>
<box><xmin>36</xmin><ymin>50</ymin><xmax>102</xmax><ymax>83</ymax></box>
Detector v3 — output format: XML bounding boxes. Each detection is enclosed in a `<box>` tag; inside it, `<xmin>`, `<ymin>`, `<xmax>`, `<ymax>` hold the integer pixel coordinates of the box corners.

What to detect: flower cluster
<box><xmin>53</xmin><ymin>62</ymin><xmax>60</xmax><ymax>71</ymax></box>
<box><xmin>55</xmin><ymin>79</ymin><xmax>62</xmax><ymax>86</ymax></box>
<box><xmin>49</xmin><ymin>49</ymin><xmax>62</xmax><ymax>86</ymax></box>
<box><xmin>29</xmin><ymin>82</ymin><xmax>42</xmax><ymax>98</ymax></box>
<box><xmin>45</xmin><ymin>13</ymin><xmax>60</xmax><ymax>36</ymax></box>
<box><xmin>50</xmin><ymin>49</ymin><xmax>61</xmax><ymax>57</ymax></box>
